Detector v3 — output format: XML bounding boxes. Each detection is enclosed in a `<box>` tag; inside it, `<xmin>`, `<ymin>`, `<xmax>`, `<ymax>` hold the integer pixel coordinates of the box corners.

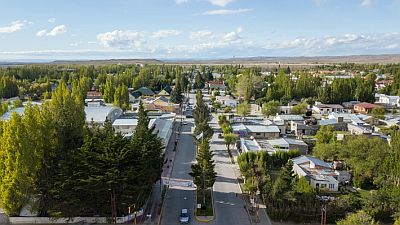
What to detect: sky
<box><xmin>0</xmin><ymin>0</ymin><xmax>400</xmax><ymax>60</ymax></box>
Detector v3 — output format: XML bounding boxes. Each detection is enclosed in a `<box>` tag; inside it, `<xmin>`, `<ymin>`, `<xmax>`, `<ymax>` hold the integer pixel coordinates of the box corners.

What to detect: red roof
<box><xmin>208</xmin><ymin>80</ymin><xmax>224</xmax><ymax>85</ymax></box>
<box><xmin>354</xmin><ymin>102</ymin><xmax>380</xmax><ymax>109</ymax></box>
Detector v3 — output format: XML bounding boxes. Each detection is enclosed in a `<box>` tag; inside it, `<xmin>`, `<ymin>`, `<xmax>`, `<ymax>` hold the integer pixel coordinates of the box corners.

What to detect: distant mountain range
<box><xmin>1</xmin><ymin>54</ymin><xmax>400</xmax><ymax>66</ymax></box>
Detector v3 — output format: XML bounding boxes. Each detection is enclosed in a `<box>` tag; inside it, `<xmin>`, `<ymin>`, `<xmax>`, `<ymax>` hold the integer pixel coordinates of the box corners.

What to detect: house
<box><xmin>85</xmin><ymin>105</ymin><xmax>123</xmax><ymax>126</ymax></box>
<box><xmin>146</xmin><ymin>96</ymin><xmax>180</xmax><ymax>113</ymax></box>
<box><xmin>240</xmin><ymin>137</ymin><xmax>308</xmax><ymax>155</ymax></box>
<box><xmin>86</xmin><ymin>90</ymin><xmax>103</xmax><ymax>100</ymax></box>
<box><xmin>157</xmin><ymin>89</ymin><xmax>170</xmax><ymax>97</ymax></box>
<box><xmin>291</xmin><ymin>121</ymin><xmax>317</xmax><ymax>136</ymax></box>
<box><xmin>292</xmin><ymin>156</ymin><xmax>351</xmax><ymax>192</ymax></box>
<box><xmin>132</xmin><ymin>87</ymin><xmax>156</xmax><ymax>98</ymax></box>
<box><xmin>208</xmin><ymin>80</ymin><xmax>226</xmax><ymax>91</ymax></box>
<box><xmin>215</xmin><ymin>95</ymin><xmax>237</xmax><ymax>108</ymax></box>
<box><xmin>232</xmin><ymin>123</ymin><xmax>280</xmax><ymax>139</ymax></box>
<box><xmin>265</xmin><ymin>138</ymin><xmax>309</xmax><ymax>155</ymax></box>
<box><xmin>376</xmin><ymin>94</ymin><xmax>399</xmax><ymax>108</ymax></box>
<box><xmin>112</xmin><ymin>118</ymin><xmax>138</xmax><ymax>135</ymax></box>
<box><xmin>342</xmin><ymin>101</ymin><xmax>360</xmax><ymax>111</ymax></box>
<box><xmin>312</xmin><ymin>102</ymin><xmax>344</xmax><ymax>115</ymax></box>
<box><xmin>318</xmin><ymin>117</ymin><xmax>348</xmax><ymax>131</ymax></box>
<box><xmin>347</xmin><ymin>123</ymin><xmax>372</xmax><ymax>135</ymax></box>
<box><xmin>278</xmin><ymin>105</ymin><xmax>293</xmax><ymax>115</ymax></box>
<box><xmin>273</xmin><ymin>114</ymin><xmax>304</xmax><ymax>134</ymax></box>
<box><xmin>354</xmin><ymin>102</ymin><xmax>383</xmax><ymax>114</ymax></box>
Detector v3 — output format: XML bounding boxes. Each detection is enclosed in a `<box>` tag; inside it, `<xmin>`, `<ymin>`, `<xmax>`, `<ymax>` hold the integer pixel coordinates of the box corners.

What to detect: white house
<box><xmin>377</xmin><ymin>94</ymin><xmax>400</xmax><ymax>108</ymax></box>
<box><xmin>216</xmin><ymin>95</ymin><xmax>237</xmax><ymax>108</ymax></box>
<box><xmin>292</xmin><ymin>156</ymin><xmax>350</xmax><ymax>192</ymax></box>
<box><xmin>273</xmin><ymin>114</ymin><xmax>304</xmax><ymax>134</ymax></box>
<box><xmin>312</xmin><ymin>102</ymin><xmax>345</xmax><ymax>115</ymax></box>
<box><xmin>84</xmin><ymin>105</ymin><xmax>123</xmax><ymax>126</ymax></box>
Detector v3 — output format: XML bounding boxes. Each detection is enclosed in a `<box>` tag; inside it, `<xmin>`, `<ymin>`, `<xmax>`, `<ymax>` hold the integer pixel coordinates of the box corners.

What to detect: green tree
<box><xmin>291</xmin><ymin>102</ymin><xmax>308</xmax><ymax>115</ymax></box>
<box><xmin>235</xmin><ymin>71</ymin><xmax>263</xmax><ymax>101</ymax></box>
<box><xmin>223</xmin><ymin>133</ymin><xmax>238</xmax><ymax>153</ymax></box>
<box><xmin>262</xmin><ymin>100</ymin><xmax>279</xmax><ymax>117</ymax></box>
<box><xmin>237</xmin><ymin>101</ymin><xmax>250</xmax><ymax>117</ymax></box>
<box><xmin>189</xmin><ymin>140</ymin><xmax>217</xmax><ymax>205</ymax></box>
<box><xmin>193</xmin><ymin>90</ymin><xmax>213</xmax><ymax>139</ymax></box>
<box><xmin>271</xmin><ymin>161</ymin><xmax>294</xmax><ymax>200</ymax></box>
<box><xmin>294</xmin><ymin>177</ymin><xmax>315</xmax><ymax>195</ymax></box>
<box><xmin>372</xmin><ymin>107</ymin><xmax>385</xmax><ymax>120</ymax></box>
<box><xmin>336</xmin><ymin>210</ymin><xmax>379</xmax><ymax>225</ymax></box>
<box><xmin>103</xmin><ymin>76</ymin><xmax>114</xmax><ymax>103</ymax></box>
<box><xmin>114</xmin><ymin>84</ymin><xmax>129</xmax><ymax>111</ymax></box>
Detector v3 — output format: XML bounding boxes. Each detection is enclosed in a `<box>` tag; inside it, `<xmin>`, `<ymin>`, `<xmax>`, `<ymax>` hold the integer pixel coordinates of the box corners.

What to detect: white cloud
<box><xmin>47</xmin><ymin>25</ymin><xmax>67</xmax><ymax>36</ymax></box>
<box><xmin>361</xmin><ymin>0</ymin><xmax>373</xmax><ymax>5</ymax></box>
<box><xmin>0</xmin><ymin>20</ymin><xmax>31</xmax><ymax>34</ymax></box>
<box><xmin>209</xmin><ymin>0</ymin><xmax>234</xmax><ymax>7</ymax></box>
<box><xmin>36</xmin><ymin>30</ymin><xmax>47</xmax><ymax>37</ymax></box>
<box><xmin>264</xmin><ymin>32</ymin><xmax>400</xmax><ymax>55</ymax></box>
<box><xmin>152</xmin><ymin>30</ymin><xmax>181</xmax><ymax>39</ymax></box>
<box><xmin>222</xmin><ymin>26</ymin><xmax>243</xmax><ymax>42</ymax></box>
<box><xmin>175</xmin><ymin>0</ymin><xmax>189</xmax><ymax>4</ymax></box>
<box><xmin>201</xmin><ymin>8</ymin><xmax>253</xmax><ymax>15</ymax></box>
<box><xmin>69</xmin><ymin>43</ymin><xmax>78</xmax><ymax>47</ymax></box>
<box><xmin>189</xmin><ymin>30</ymin><xmax>214</xmax><ymax>41</ymax></box>
<box><xmin>37</xmin><ymin>25</ymin><xmax>67</xmax><ymax>37</ymax></box>
<box><xmin>48</xmin><ymin>18</ymin><xmax>56</xmax><ymax>23</ymax></box>
<box><xmin>97</xmin><ymin>30</ymin><xmax>145</xmax><ymax>50</ymax></box>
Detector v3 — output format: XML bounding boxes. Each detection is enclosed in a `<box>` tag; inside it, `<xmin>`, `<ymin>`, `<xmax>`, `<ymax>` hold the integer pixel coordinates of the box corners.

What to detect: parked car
<box><xmin>180</xmin><ymin>208</ymin><xmax>189</xmax><ymax>224</ymax></box>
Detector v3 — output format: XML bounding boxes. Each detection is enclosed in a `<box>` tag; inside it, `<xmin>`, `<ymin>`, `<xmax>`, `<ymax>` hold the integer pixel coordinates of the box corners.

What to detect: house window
<box><xmin>320</xmin><ymin>184</ymin><xmax>327</xmax><ymax>188</ymax></box>
<box><xmin>329</xmin><ymin>184</ymin><xmax>335</xmax><ymax>189</ymax></box>
<box><xmin>256</xmin><ymin>133</ymin><xmax>261</xmax><ymax>135</ymax></box>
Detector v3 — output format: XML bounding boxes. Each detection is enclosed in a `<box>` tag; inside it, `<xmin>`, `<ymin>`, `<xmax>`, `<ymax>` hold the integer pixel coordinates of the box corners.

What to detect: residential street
<box><xmin>160</xmin><ymin>93</ymin><xmax>271</xmax><ymax>225</ymax></box>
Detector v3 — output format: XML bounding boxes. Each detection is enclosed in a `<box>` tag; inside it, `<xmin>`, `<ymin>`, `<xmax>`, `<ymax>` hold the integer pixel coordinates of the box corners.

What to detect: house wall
<box><xmin>310</xmin><ymin>178</ymin><xmax>339</xmax><ymax>192</ymax></box>
<box><xmin>113</xmin><ymin>124</ymin><xmax>136</xmax><ymax>135</ymax></box>
<box><xmin>249</xmin><ymin>132</ymin><xmax>280</xmax><ymax>139</ymax></box>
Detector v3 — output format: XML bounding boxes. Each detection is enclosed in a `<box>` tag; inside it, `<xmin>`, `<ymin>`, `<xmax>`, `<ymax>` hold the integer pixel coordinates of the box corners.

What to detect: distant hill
<box><xmin>165</xmin><ymin>54</ymin><xmax>400</xmax><ymax>65</ymax></box>
<box><xmin>1</xmin><ymin>54</ymin><xmax>400</xmax><ymax>67</ymax></box>
<box><xmin>51</xmin><ymin>58</ymin><xmax>164</xmax><ymax>65</ymax></box>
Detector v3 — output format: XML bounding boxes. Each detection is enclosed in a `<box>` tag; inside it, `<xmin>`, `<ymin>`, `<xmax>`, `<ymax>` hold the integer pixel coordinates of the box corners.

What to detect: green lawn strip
<box><xmin>196</xmin><ymin>189</ymin><xmax>214</xmax><ymax>216</ymax></box>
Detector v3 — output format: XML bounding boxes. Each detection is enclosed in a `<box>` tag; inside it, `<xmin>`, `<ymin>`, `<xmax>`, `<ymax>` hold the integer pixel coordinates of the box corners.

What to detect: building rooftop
<box><xmin>85</xmin><ymin>106</ymin><xmax>122</xmax><ymax>123</ymax></box>
<box><xmin>0</xmin><ymin>107</ymin><xmax>25</xmax><ymax>121</ymax></box>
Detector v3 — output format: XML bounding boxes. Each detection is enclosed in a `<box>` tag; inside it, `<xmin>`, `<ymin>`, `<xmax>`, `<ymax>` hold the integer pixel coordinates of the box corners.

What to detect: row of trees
<box><xmin>0</xmin><ymin>80</ymin><xmax>163</xmax><ymax>217</ymax></box>
<box><xmin>190</xmin><ymin>90</ymin><xmax>216</xmax><ymax>206</ymax></box>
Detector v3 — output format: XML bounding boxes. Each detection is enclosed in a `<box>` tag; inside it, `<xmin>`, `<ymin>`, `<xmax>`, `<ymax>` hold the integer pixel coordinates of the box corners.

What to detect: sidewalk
<box><xmin>136</xmin><ymin>120</ymin><xmax>181</xmax><ymax>225</ymax></box>
<box><xmin>230</xmin><ymin>142</ymin><xmax>273</xmax><ymax>225</ymax></box>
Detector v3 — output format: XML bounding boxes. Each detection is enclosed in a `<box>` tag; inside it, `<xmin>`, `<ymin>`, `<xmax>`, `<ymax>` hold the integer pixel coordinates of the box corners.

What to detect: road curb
<box><xmin>194</xmin><ymin>188</ymin><xmax>216</xmax><ymax>223</ymax></box>
<box><xmin>225</xmin><ymin>141</ymin><xmax>254</xmax><ymax>224</ymax></box>
<box><xmin>157</xmin><ymin>122</ymin><xmax>180</xmax><ymax>225</ymax></box>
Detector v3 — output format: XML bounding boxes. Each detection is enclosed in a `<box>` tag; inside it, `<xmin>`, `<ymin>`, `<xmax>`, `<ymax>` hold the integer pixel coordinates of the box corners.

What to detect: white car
<box><xmin>179</xmin><ymin>208</ymin><xmax>189</xmax><ymax>224</ymax></box>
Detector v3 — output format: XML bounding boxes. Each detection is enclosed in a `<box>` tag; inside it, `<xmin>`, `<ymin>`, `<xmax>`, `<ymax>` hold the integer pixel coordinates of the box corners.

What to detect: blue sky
<box><xmin>0</xmin><ymin>0</ymin><xmax>399</xmax><ymax>60</ymax></box>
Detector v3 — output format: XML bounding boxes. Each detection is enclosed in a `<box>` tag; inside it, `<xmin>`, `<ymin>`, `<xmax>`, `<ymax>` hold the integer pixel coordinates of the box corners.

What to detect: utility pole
<box><xmin>320</xmin><ymin>203</ymin><xmax>327</xmax><ymax>225</ymax></box>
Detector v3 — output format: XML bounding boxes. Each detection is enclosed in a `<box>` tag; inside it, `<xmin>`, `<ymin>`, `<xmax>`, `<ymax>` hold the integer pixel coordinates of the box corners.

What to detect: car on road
<box><xmin>179</xmin><ymin>208</ymin><xmax>189</xmax><ymax>224</ymax></box>
<box><xmin>182</xmin><ymin>122</ymin><xmax>188</xmax><ymax>125</ymax></box>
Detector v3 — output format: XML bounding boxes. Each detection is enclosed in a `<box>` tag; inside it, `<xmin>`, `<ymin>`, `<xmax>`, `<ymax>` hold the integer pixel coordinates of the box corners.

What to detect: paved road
<box><xmin>209</xmin><ymin>115</ymin><xmax>252</xmax><ymax>225</ymax></box>
<box><xmin>160</xmin><ymin>118</ymin><xmax>197</xmax><ymax>225</ymax></box>
<box><xmin>161</xmin><ymin>93</ymin><xmax>254</xmax><ymax>225</ymax></box>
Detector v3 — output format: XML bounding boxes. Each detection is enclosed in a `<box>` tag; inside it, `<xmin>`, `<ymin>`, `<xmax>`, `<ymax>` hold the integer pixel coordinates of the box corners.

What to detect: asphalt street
<box><xmin>160</xmin><ymin>93</ymin><xmax>253</xmax><ymax>225</ymax></box>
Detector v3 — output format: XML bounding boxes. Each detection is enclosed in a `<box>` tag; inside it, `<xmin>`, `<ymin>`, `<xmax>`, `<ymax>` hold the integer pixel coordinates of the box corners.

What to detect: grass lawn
<box><xmin>196</xmin><ymin>189</ymin><xmax>214</xmax><ymax>216</ymax></box>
